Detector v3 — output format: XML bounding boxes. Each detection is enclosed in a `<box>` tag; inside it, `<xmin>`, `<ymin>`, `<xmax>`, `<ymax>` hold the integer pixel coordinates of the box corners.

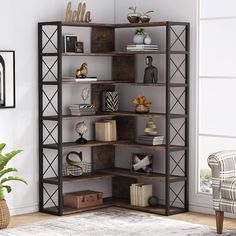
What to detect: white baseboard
<box><xmin>10</xmin><ymin>203</ymin><xmax>39</xmax><ymax>216</ymax></box>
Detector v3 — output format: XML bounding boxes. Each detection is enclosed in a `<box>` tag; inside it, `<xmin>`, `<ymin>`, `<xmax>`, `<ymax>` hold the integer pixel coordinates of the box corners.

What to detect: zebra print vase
<box><xmin>103</xmin><ymin>91</ymin><xmax>118</xmax><ymax>112</ymax></box>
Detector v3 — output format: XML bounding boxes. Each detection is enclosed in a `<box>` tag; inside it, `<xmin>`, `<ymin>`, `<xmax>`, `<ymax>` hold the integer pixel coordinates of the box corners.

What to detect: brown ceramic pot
<box><xmin>135</xmin><ymin>105</ymin><xmax>150</xmax><ymax>113</ymax></box>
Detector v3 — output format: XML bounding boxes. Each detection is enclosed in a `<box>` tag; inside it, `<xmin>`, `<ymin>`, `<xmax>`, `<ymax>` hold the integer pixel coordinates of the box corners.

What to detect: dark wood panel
<box><xmin>91</xmin><ymin>84</ymin><xmax>115</xmax><ymax>112</ymax></box>
<box><xmin>92</xmin><ymin>145</ymin><xmax>115</xmax><ymax>170</ymax></box>
<box><xmin>91</xmin><ymin>27</ymin><xmax>115</xmax><ymax>53</ymax></box>
<box><xmin>112</xmin><ymin>55</ymin><xmax>135</xmax><ymax>82</ymax></box>
<box><xmin>112</xmin><ymin>176</ymin><xmax>136</xmax><ymax>200</ymax></box>
<box><xmin>115</xmin><ymin>116</ymin><xmax>136</xmax><ymax>140</ymax></box>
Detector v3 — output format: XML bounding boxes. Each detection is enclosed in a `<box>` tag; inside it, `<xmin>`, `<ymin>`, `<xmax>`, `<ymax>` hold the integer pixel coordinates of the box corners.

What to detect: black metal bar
<box><xmin>165</xmin><ymin>22</ymin><xmax>171</xmax><ymax>216</ymax></box>
<box><xmin>38</xmin><ymin>23</ymin><xmax>44</xmax><ymax>212</ymax></box>
<box><xmin>185</xmin><ymin>23</ymin><xmax>190</xmax><ymax>212</ymax></box>
<box><xmin>57</xmin><ymin>22</ymin><xmax>63</xmax><ymax>216</ymax></box>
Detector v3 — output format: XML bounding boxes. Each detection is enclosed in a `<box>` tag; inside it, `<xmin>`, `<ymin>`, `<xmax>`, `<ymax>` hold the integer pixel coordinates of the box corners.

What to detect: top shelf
<box><xmin>41</xmin><ymin>21</ymin><xmax>190</xmax><ymax>28</ymax></box>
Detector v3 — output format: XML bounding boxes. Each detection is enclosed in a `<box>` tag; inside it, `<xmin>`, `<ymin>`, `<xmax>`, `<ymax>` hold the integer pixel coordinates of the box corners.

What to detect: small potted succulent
<box><xmin>140</xmin><ymin>10</ymin><xmax>154</xmax><ymax>23</ymax></box>
<box><xmin>133</xmin><ymin>28</ymin><xmax>146</xmax><ymax>44</ymax></box>
<box><xmin>127</xmin><ymin>6</ymin><xmax>141</xmax><ymax>23</ymax></box>
<box><xmin>132</xmin><ymin>95</ymin><xmax>151</xmax><ymax>113</ymax></box>
<box><xmin>0</xmin><ymin>143</ymin><xmax>27</xmax><ymax>228</ymax></box>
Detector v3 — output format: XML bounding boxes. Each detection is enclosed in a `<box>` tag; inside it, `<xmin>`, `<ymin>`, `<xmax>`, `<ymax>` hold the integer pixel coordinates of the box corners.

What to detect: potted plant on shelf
<box><xmin>133</xmin><ymin>28</ymin><xmax>146</xmax><ymax>44</ymax></box>
<box><xmin>132</xmin><ymin>95</ymin><xmax>151</xmax><ymax>113</ymax></box>
<box><xmin>0</xmin><ymin>143</ymin><xmax>27</xmax><ymax>229</ymax></box>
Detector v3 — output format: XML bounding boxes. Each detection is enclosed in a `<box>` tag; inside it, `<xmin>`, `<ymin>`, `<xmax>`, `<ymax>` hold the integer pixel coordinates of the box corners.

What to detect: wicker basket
<box><xmin>0</xmin><ymin>199</ymin><xmax>10</xmax><ymax>228</ymax></box>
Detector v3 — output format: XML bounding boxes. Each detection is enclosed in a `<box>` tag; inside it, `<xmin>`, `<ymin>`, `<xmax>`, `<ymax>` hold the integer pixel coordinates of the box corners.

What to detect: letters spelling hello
<box><xmin>65</xmin><ymin>2</ymin><xmax>91</xmax><ymax>23</ymax></box>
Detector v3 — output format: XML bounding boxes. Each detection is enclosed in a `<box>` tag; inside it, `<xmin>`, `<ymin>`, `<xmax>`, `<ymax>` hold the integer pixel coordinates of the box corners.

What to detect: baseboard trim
<box><xmin>10</xmin><ymin>203</ymin><xmax>39</xmax><ymax>216</ymax></box>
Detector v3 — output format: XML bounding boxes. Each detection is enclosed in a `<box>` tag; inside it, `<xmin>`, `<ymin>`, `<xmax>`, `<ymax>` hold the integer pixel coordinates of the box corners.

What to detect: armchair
<box><xmin>208</xmin><ymin>150</ymin><xmax>236</xmax><ymax>234</ymax></box>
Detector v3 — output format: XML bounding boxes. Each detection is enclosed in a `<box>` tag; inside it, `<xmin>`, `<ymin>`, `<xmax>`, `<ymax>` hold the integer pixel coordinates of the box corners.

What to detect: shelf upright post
<box><xmin>38</xmin><ymin>22</ymin><xmax>43</xmax><ymax>212</ymax></box>
<box><xmin>165</xmin><ymin>21</ymin><xmax>171</xmax><ymax>216</ymax></box>
<box><xmin>185</xmin><ymin>23</ymin><xmax>190</xmax><ymax>212</ymax></box>
<box><xmin>57</xmin><ymin>22</ymin><xmax>63</xmax><ymax>216</ymax></box>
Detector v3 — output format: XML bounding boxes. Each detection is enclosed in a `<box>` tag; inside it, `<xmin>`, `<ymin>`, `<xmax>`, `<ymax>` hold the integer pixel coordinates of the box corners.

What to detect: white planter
<box><xmin>133</xmin><ymin>34</ymin><xmax>145</xmax><ymax>44</ymax></box>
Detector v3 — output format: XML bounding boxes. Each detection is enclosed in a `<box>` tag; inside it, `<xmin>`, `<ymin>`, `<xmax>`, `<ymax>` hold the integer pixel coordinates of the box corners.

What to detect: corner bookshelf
<box><xmin>38</xmin><ymin>21</ymin><xmax>190</xmax><ymax>216</ymax></box>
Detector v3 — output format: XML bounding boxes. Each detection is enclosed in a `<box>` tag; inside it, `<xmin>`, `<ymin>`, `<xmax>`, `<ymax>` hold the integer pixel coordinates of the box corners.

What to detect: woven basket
<box><xmin>0</xmin><ymin>199</ymin><xmax>10</xmax><ymax>228</ymax></box>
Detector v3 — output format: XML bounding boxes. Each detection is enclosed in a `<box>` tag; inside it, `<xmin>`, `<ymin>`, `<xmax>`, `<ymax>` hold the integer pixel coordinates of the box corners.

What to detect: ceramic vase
<box><xmin>135</xmin><ymin>105</ymin><xmax>150</xmax><ymax>113</ymax></box>
<box><xmin>133</xmin><ymin>34</ymin><xmax>145</xmax><ymax>44</ymax></box>
<box><xmin>144</xmin><ymin>34</ymin><xmax>152</xmax><ymax>45</ymax></box>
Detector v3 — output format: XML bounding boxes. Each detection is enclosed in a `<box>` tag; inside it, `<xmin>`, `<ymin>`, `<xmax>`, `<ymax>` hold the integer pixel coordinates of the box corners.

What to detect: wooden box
<box><xmin>64</xmin><ymin>190</ymin><xmax>103</xmax><ymax>209</ymax></box>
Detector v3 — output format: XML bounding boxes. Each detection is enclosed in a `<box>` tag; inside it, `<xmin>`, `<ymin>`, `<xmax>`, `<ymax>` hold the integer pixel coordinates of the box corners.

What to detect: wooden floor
<box><xmin>9</xmin><ymin>208</ymin><xmax>236</xmax><ymax>230</ymax></box>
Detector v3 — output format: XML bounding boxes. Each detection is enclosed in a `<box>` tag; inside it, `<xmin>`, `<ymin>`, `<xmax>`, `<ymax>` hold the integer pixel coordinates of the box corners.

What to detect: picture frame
<box><xmin>75</xmin><ymin>41</ymin><xmax>84</xmax><ymax>53</ymax></box>
<box><xmin>0</xmin><ymin>50</ymin><xmax>15</xmax><ymax>109</ymax></box>
<box><xmin>131</xmin><ymin>153</ymin><xmax>153</xmax><ymax>175</ymax></box>
<box><xmin>64</xmin><ymin>35</ymin><xmax>78</xmax><ymax>53</ymax></box>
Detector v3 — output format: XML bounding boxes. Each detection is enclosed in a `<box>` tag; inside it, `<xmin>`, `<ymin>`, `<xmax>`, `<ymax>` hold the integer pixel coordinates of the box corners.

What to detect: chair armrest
<box><xmin>208</xmin><ymin>150</ymin><xmax>236</xmax><ymax>210</ymax></box>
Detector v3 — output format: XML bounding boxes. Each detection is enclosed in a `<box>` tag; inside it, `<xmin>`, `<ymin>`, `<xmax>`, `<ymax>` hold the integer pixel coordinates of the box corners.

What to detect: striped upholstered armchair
<box><xmin>208</xmin><ymin>151</ymin><xmax>236</xmax><ymax>234</ymax></box>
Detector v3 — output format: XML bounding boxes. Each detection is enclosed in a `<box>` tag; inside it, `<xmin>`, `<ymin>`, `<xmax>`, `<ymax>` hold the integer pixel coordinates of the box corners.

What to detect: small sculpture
<box><xmin>143</xmin><ymin>56</ymin><xmax>158</xmax><ymax>83</ymax></box>
<box><xmin>75</xmin><ymin>121</ymin><xmax>88</xmax><ymax>144</ymax></box>
<box><xmin>81</xmin><ymin>88</ymin><xmax>89</xmax><ymax>104</ymax></box>
<box><xmin>144</xmin><ymin>118</ymin><xmax>158</xmax><ymax>136</ymax></box>
<box><xmin>75</xmin><ymin>62</ymin><xmax>88</xmax><ymax>78</ymax></box>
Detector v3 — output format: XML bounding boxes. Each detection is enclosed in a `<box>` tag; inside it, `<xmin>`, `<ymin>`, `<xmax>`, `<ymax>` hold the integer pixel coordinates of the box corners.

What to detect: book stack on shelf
<box><xmin>136</xmin><ymin>135</ymin><xmax>164</xmax><ymax>146</ymax></box>
<box><xmin>95</xmin><ymin>120</ymin><xmax>117</xmax><ymax>141</ymax></box>
<box><xmin>126</xmin><ymin>44</ymin><xmax>159</xmax><ymax>52</ymax></box>
<box><xmin>69</xmin><ymin>104</ymin><xmax>96</xmax><ymax>116</ymax></box>
<box><xmin>130</xmin><ymin>183</ymin><xmax>153</xmax><ymax>207</ymax></box>
<box><xmin>63</xmin><ymin>77</ymin><xmax>97</xmax><ymax>82</ymax></box>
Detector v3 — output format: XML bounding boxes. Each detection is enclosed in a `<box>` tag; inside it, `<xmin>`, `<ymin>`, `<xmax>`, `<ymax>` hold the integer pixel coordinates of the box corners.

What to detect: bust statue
<box><xmin>143</xmin><ymin>56</ymin><xmax>158</xmax><ymax>83</ymax></box>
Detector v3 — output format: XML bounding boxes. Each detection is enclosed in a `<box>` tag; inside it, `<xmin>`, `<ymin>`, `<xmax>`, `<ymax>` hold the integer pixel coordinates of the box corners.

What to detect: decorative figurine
<box><xmin>132</xmin><ymin>95</ymin><xmax>151</xmax><ymax>113</ymax></box>
<box><xmin>143</xmin><ymin>56</ymin><xmax>158</xmax><ymax>83</ymax></box>
<box><xmin>75</xmin><ymin>121</ymin><xmax>88</xmax><ymax>144</ymax></box>
<box><xmin>81</xmin><ymin>88</ymin><xmax>89</xmax><ymax>104</ymax></box>
<box><xmin>144</xmin><ymin>118</ymin><xmax>158</xmax><ymax>136</ymax></box>
<box><xmin>75</xmin><ymin>62</ymin><xmax>88</xmax><ymax>78</ymax></box>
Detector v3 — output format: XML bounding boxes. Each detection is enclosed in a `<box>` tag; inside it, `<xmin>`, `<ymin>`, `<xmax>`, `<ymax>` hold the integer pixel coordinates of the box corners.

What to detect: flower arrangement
<box><xmin>132</xmin><ymin>96</ymin><xmax>151</xmax><ymax>113</ymax></box>
<box><xmin>135</xmin><ymin>28</ymin><xmax>146</xmax><ymax>36</ymax></box>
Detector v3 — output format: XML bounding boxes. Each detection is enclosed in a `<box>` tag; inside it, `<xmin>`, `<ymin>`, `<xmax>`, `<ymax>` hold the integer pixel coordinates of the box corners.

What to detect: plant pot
<box><xmin>140</xmin><ymin>15</ymin><xmax>151</xmax><ymax>23</ymax></box>
<box><xmin>133</xmin><ymin>34</ymin><xmax>145</xmax><ymax>44</ymax></box>
<box><xmin>0</xmin><ymin>199</ymin><xmax>10</xmax><ymax>229</ymax></box>
<box><xmin>135</xmin><ymin>105</ymin><xmax>150</xmax><ymax>113</ymax></box>
<box><xmin>127</xmin><ymin>13</ymin><xmax>141</xmax><ymax>23</ymax></box>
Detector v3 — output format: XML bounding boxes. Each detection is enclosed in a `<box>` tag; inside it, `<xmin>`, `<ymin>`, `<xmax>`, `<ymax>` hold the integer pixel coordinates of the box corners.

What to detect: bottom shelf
<box><xmin>42</xmin><ymin>198</ymin><xmax>186</xmax><ymax>216</ymax></box>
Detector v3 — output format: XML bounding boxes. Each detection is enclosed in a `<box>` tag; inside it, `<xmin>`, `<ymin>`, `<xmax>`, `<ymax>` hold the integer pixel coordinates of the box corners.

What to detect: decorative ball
<box><xmin>75</xmin><ymin>122</ymin><xmax>88</xmax><ymax>135</ymax></box>
<box><xmin>148</xmin><ymin>196</ymin><xmax>159</xmax><ymax>207</ymax></box>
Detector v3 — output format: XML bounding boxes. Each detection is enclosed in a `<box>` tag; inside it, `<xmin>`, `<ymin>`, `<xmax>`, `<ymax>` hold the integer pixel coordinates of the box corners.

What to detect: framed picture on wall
<box><xmin>75</xmin><ymin>41</ymin><xmax>84</xmax><ymax>53</ymax></box>
<box><xmin>64</xmin><ymin>35</ymin><xmax>78</xmax><ymax>53</ymax></box>
<box><xmin>0</xmin><ymin>50</ymin><xmax>15</xmax><ymax>108</ymax></box>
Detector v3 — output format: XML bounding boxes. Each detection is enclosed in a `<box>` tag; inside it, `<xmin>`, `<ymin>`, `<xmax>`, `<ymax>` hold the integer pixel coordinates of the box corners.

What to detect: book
<box><xmin>137</xmin><ymin>135</ymin><xmax>164</xmax><ymax>140</ymax></box>
<box><xmin>69</xmin><ymin>104</ymin><xmax>95</xmax><ymax>108</ymax></box>
<box><xmin>104</xmin><ymin>119</ymin><xmax>117</xmax><ymax>141</ymax></box>
<box><xmin>141</xmin><ymin>184</ymin><xmax>153</xmax><ymax>207</ymax></box>
<box><xmin>95</xmin><ymin>121</ymin><xmax>112</xmax><ymax>141</ymax></box>
<box><xmin>127</xmin><ymin>44</ymin><xmax>159</xmax><ymax>52</ymax></box>
<box><xmin>136</xmin><ymin>135</ymin><xmax>164</xmax><ymax>145</ymax></box>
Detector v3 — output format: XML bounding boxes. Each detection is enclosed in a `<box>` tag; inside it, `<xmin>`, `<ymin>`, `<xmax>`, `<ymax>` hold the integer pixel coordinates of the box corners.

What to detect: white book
<box><xmin>63</xmin><ymin>76</ymin><xmax>97</xmax><ymax>82</ymax></box>
<box><xmin>141</xmin><ymin>184</ymin><xmax>153</xmax><ymax>207</ymax></box>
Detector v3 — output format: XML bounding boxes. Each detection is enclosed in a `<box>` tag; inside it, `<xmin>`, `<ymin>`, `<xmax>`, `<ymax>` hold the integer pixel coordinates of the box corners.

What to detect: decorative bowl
<box><xmin>135</xmin><ymin>105</ymin><xmax>150</xmax><ymax>113</ymax></box>
<box><xmin>140</xmin><ymin>15</ymin><xmax>151</xmax><ymax>23</ymax></box>
<box><xmin>127</xmin><ymin>13</ymin><xmax>141</xmax><ymax>23</ymax></box>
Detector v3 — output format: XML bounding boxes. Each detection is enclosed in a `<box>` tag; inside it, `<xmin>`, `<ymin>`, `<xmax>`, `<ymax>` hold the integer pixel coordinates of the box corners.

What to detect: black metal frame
<box><xmin>38</xmin><ymin>21</ymin><xmax>190</xmax><ymax>216</ymax></box>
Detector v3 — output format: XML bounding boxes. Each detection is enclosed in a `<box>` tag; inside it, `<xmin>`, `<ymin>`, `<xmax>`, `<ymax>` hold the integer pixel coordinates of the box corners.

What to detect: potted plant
<box><xmin>132</xmin><ymin>95</ymin><xmax>151</xmax><ymax>113</ymax></box>
<box><xmin>133</xmin><ymin>28</ymin><xmax>146</xmax><ymax>44</ymax></box>
<box><xmin>0</xmin><ymin>143</ymin><xmax>27</xmax><ymax>229</ymax></box>
<box><xmin>127</xmin><ymin>6</ymin><xmax>141</xmax><ymax>23</ymax></box>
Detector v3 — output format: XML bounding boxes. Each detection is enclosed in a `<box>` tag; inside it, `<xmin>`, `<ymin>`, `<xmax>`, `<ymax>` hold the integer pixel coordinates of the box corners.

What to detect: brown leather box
<box><xmin>64</xmin><ymin>190</ymin><xmax>103</xmax><ymax>209</ymax></box>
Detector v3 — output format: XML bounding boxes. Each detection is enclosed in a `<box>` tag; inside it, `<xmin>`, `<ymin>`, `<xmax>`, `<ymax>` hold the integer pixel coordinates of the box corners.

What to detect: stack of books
<box><xmin>126</xmin><ymin>44</ymin><xmax>159</xmax><ymax>52</ymax></box>
<box><xmin>69</xmin><ymin>104</ymin><xmax>96</xmax><ymax>116</ymax></box>
<box><xmin>63</xmin><ymin>77</ymin><xmax>97</xmax><ymax>82</ymax></box>
<box><xmin>136</xmin><ymin>135</ymin><xmax>164</xmax><ymax>146</ymax></box>
<box><xmin>130</xmin><ymin>183</ymin><xmax>153</xmax><ymax>207</ymax></box>
<box><xmin>95</xmin><ymin>120</ymin><xmax>117</xmax><ymax>142</ymax></box>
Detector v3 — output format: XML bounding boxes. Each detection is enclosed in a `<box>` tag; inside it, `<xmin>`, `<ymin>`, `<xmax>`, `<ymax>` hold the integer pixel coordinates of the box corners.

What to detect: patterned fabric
<box><xmin>208</xmin><ymin>150</ymin><xmax>236</xmax><ymax>212</ymax></box>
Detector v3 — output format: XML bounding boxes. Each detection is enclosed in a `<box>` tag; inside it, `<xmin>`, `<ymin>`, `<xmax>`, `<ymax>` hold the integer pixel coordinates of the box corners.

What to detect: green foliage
<box><xmin>135</xmin><ymin>28</ymin><xmax>145</xmax><ymax>35</ymax></box>
<box><xmin>200</xmin><ymin>168</ymin><xmax>211</xmax><ymax>181</ymax></box>
<box><xmin>0</xmin><ymin>143</ymin><xmax>27</xmax><ymax>199</ymax></box>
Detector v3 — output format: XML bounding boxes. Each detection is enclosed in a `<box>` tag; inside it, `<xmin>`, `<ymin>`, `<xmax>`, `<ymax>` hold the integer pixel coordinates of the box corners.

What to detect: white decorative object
<box><xmin>133</xmin><ymin>34</ymin><xmax>145</xmax><ymax>44</ymax></box>
<box><xmin>81</xmin><ymin>88</ymin><xmax>89</xmax><ymax>104</ymax></box>
<box><xmin>144</xmin><ymin>34</ymin><xmax>152</xmax><ymax>45</ymax></box>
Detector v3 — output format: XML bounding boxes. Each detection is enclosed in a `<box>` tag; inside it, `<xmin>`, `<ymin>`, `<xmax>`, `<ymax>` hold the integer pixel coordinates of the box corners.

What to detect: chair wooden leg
<box><xmin>216</xmin><ymin>210</ymin><xmax>224</xmax><ymax>234</ymax></box>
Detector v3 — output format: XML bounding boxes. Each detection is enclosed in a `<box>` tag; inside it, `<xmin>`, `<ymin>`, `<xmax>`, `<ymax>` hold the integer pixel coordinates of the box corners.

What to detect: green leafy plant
<box><xmin>0</xmin><ymin>143</ymin><xmax>27</xmax><ymax>199</ymax></box>
<box><xmin>135</xmin><ymin>28</ymin><xmax>146</xmax><ymax>35</ymax></box>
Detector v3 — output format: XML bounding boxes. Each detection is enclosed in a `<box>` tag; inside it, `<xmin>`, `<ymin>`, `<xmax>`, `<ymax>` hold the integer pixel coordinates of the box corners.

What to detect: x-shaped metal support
<box><xmin>170</xmin><ymin>57</ymin><xmax>186</xmax><ymax>81</ymax></box>
<box><xmin>42</xmin><ymin>58</ymin><xmax>58</xmax><ymax>81</ymax></box>
<box><xmin>42</xmin><ymin>89</ymin><xmax>58</xmax><ymax>115</ymax></box>
<box><xmin>42</xmin><ymin>28</ymin><xmax>58</xmax><ymax>52</ymax></box>
<box><xmin>170</xmin><ymin>153</ymin><xmax>185</xmax><ymax>175</ymax></box>
<box><xmin>170</xmin><ymin>27</ymin><xmax>186</xmax><ymax>50</ymax></box>
<box><xmin>170</xmin><ymin>184</ymin><xmax>185</xmax><ymax>208</ymax></box>
<box><xmin>170</xmin><ymin>89</ymin><xmax>185</xmax><ymax>112</ymax></box>
<box><xmin>170</xmin><ymin>121</ymin><xmax>185</xmax><ymax>144</ymax></box>
<box><xmin>43</xmin><ymin>153</ymin><xmax>58</xmax><ymax>177</ymax></box>
<box><xmin>43</xmin><ymin>186</ymin><xmax>59</xmax><ymax>209</ymax></box>
<box><xmin>43</xmin><ymin>122</ymin><xmax>58</xmax><ymax>144</ymax></box>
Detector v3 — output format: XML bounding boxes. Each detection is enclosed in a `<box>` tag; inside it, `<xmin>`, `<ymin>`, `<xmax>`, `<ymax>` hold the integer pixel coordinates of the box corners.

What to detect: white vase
<box><xmin>144</xmin><ymin>35</ymin><xmax>152</xmax><ymax>45</ymax></box>
<box><xmin>133</xmin><ymin>34</ymin><xmax>145</xmax><ymax>44</ymax></box>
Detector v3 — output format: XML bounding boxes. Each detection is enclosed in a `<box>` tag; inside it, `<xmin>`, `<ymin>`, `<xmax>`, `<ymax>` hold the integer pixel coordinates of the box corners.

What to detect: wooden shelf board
<box><xmin>42</xmin><ymin>197</ymin><xmax>186</xmax><ymax>216</ymax></box>
<box><xmin>43</xmin><ymin>172</ymin><xmax>113</xmax><ymax>185</ymax></box>
<box><xmin>97</xmin><ymin>168</ymin><xmax>187</xmax><ymax>183</ymax></box>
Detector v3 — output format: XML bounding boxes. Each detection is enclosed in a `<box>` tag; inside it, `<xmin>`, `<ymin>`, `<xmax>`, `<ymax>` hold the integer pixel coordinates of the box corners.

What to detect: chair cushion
<box><xmin>221</xmin><ymin>178</ymin><xmax>236</xmax><ymax>200</ymax></box>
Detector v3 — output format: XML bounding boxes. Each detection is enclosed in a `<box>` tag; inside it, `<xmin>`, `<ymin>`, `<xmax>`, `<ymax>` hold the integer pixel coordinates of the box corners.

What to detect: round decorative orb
<box><xmin>127</xmin><ymin>13</ymin><xmax>141</xmax><ymax>23</ymax></box>
<box><xmin>75</xmin><ymin>122</ymin><xmax>88</xmax><ymax>135</ymax></box>
<box><xmin>148</xmin><ymin>196</ymin><xmax>159</xmax><ymax>207</ymax></box>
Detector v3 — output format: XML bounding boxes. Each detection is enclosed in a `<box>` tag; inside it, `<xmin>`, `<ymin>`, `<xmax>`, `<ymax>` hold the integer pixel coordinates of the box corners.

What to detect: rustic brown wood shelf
<box><xmin>43</xmin><ymin>197</ymin><xmax>186</xmax><ymax>216</ymax></box>
<box><xmin>97</xmin><ymin>168</ymin><xmax>186</xmax><ymax>183</ymax></box>
<box><xmin>43</xmin><ymin>172</ymin><xmax>113</xmax><ymax>185</ymax></box>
